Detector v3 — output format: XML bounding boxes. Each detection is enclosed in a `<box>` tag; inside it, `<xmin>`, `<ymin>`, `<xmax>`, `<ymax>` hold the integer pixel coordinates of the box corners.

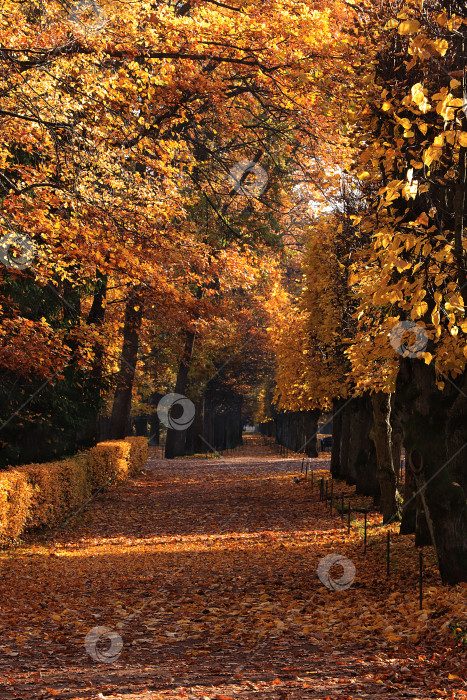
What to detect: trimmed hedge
<box><xmin>0</xmin><ymin>471</ymin><xmax>33</xmax><ymax>540</ymax></box>
<box><xmin>88</xmin><ymin>440</ymin><xmax>132</xmax><ymax>491</ymax></box>
<box><xmin>15</xmin><ymin>455</ymin><xmax>90</xmax><ymax>529</ymax></box>
<box><xmin>0</xmin><ymin>437</ymin><xmax>148</xmax><ymax>544</ymax></box>
<box><xmin>124</xmin><ymin>436</ymin><xmax>149</xmax><ymax>475</ymax></box>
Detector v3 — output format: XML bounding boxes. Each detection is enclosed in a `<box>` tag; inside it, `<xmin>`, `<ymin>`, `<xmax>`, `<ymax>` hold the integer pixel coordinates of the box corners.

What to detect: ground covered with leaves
<box><xmin>0</xmin><ymin>436</ymin><xmax>466</xmax><ymax>699</ymax></box>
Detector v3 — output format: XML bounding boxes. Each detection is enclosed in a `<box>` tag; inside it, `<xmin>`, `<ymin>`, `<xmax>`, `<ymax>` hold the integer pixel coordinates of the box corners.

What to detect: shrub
<box><xmin>0</xmin><ymin>439</ymin><xmax>147</xmax><ymax>543</ymax></box>
<box><xmin>60</xmin><ymin>454</ymin><xmax>90</xmax><ymax>513</ymax></box>
<box><xmin>87</xmin><ymin>440</ymin><xmax>133</xmax><ymax>490</ymax></box>
<box><xmin>124</xmin><ymin>436</ymin><xmax>149</xmax><ymax>475</ymax></box>
<box><xmin>15</xmin><ymin>455</ymin><xmax>90</xmax><ymax>528</ymax></box>
<box><xmin>0</xmin><ymin>471</ymin><xmax>33</xmax><ymax>541</ymax></box>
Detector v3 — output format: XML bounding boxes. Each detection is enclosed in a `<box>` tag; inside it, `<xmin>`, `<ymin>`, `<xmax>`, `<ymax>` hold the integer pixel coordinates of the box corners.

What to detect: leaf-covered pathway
<box><xmin>0</xmin><ymin>436</ymin><xmax>466</xmax><ymax>699</ymax></box>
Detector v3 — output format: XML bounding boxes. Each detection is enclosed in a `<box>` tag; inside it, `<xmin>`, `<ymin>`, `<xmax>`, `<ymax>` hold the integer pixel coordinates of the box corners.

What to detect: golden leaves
<box><xmin>335</xmin><ymin>0</ymin><xmax>467</xmax><ymax>389</ymax></box>
<box><xmin>422</xmin><ymin>141</ymin><xmax>442</xmax><ymax>167</ymax></box>
<box><xmin>415</xmin><ymin>212</ymin><xmax>429</xmax><ymax>227</ymax></box>
<box><xmin>398</xmin><ymin>19</ymin><xmax>420</xmax><ymax>35</ymax></box>
<box><xmin>396</xmin><ymin>116</ymin><xmax>412</xmax><ymax>130</ymax></box>
<box><xmin>411</xmin><ymin>301</ymin><xmax>428</xmax><ymax>320</ymax></box>
<box><xmin>411</xmin><ymin>83</ymin><xmax>431</xmax><ymax>113</ymax></box>
<box><xmin>434</xmin><ymin>93</ymin><xmax>465</xmax><ymax>120</ymax></box>
<box><xmin>431</xmin><ymin>38</ymin><xmax>449</xmax><ymax>56</ymax></box>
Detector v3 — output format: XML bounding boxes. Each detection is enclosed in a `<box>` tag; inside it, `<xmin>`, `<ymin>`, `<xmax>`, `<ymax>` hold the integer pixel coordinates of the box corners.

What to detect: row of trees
<box><xmin>4</xmin><ymin>0</ymin><xmax>465</xmax><ymax>583</ymax></box>
<box><xmin>268</xmin><ymin>0</ymin><xmax>467</xmax><ymax>584</ymax></box>
<box><xmin>0</xmin><ymin>0</ymin><xmax>352</xmax><ymax>463</ymax></box>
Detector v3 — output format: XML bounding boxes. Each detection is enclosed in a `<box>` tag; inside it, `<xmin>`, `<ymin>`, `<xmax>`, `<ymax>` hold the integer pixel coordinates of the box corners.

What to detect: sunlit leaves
<box><xmin>398</xmin><ymin>19</ymin><xmax>420</xmax><ymax>35</ymax></box>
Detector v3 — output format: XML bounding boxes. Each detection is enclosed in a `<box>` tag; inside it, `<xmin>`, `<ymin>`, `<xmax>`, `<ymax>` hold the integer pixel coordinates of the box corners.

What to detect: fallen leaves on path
<box><xmin>0</xmin><ymin>437</ymin><xmax>465</xmax><ymax>699</ymax></box>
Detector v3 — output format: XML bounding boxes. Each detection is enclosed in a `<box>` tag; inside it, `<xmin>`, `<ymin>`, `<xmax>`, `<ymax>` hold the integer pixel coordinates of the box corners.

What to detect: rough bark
<box><xmin>330</xmin><ymin>398</ymin><xmax>343</xmax><ymax>478</ymax></box>
<box><xmin>82</xmin><ymin>274</ymin><xmax>107</xmax><ymax>443</ymax></box>
<box><xmin>346</xmin><ymin>401</ymin><xmax>360</xmax><ymax>486</ymax></box>
<box><xmin>390</xmin><ymin>394</ymin><xmax>403</xmax><ymax>486</ymax></box>
<box><xmin>350</xmin><ymin>394</ymin><xmax>379</xmax><ymax>499</ymax></box>
<box><xmin>164</xmin><ymin>329</ymin><xmax>196</xmax><ymax>459</ymax></box>
<box><xmin>397</xmin><ymin>358</ymin><xmax>467</xmax><ymax>584</ymax></box>
<box><xmin>370</xmin><ymin>392</ymin><xmax>399</xmax><ymax>523</ymax></box>
<box><xmin>339</xmin><ymin>402</ymin><xmax>352</xmax><ymax>483</ymax></box>
<box><xmin>108</xmin><ymin>290</ymin><xmax>143</xmax><ymax>440</ymax></box>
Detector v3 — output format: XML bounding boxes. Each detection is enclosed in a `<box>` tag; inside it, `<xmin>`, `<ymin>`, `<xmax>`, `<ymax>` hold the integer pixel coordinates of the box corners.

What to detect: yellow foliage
<box><xmin>124</xmin><ymin>436</ymin><xmax>149</xmax><ymax>475</ymax></box>
<box><xmin>0</xmin><ymin>439</ymin><xmax>147</xmax><ymax>544</ymax></box>
<box><xmin>398</xmin><ymin>19</ymin><xmax>420</xmax><ymax>35</ymax></box>
<box><xmin>15</xmin><ymin>456</ymin><xmax>90</xmax><ymax>529</ymax></box>
<box><xmin>87</xmin><ymin>441</ymin><xmax>133</xmax><ymax>490</ymax></box>
<box><xmin>0</xmin><ymin>471</ymin><xmax>33</xmax><ymax>541</ymax></box>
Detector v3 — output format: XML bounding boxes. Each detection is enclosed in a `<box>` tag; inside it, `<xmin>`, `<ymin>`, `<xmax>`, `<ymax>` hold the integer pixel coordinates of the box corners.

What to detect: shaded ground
<box><xmin>0</xmin><ymin>436</ymin><xmax>466</xmax><ymax>699</ymax></box>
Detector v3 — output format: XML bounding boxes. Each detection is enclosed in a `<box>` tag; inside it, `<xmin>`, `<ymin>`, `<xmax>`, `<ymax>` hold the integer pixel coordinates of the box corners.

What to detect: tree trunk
<box><xmin>330</xmin><ymin>398</ymin><xmax>343</xmax><ymax>478</ymax></box>
<box><xmin>390</xmin><ymin>396</ymin><xmax>403</xmax><ymax>488</ymax></box>
<box><xmin>339</xmin><ymin>402</ymin><xmax>352</xmax><ymax>483</ymax></box>
<box><xmin>370</xmin><ymin>392</ymin><xmax>399</xmax><ymax>523</ymax></box>
<box><xmin>346</xmin><ymin>400</ymin><xmax>360</xmax><ymax>486</ymax></box>
<box><xmin>397</xmin><ymin>358</ymin><xmax>467</xmax><ymax>584</ymax></box>
<box><xmin>108</xmin><ymin>290</ymin><xmax>143</xmax><ymax>440</ymax></box>
<box><xmin>350</xmin><ymin>394</ymin><xmax>379</xmax><ymax>499</ymax></box>
<box><xmin>165</xmin><ymin>330</ymin><xmax>196</xmax><ymax>458</ymax></box>
<box><xmin>394</xmin><ymin>368</ymin><xmax>431</xmax><ymax>543</ymax></box>
<box><xmin>303</xmin><ymin>409</ymin><xmax>320</xmax><ymax>457</ymax></box>
<box><xmin>82</xmin><ymin>274</ymin><xmax>107</xmax><ymax>444</ymax></box>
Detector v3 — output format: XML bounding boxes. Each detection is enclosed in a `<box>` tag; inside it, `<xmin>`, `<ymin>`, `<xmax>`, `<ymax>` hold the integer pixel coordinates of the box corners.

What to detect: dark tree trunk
<box><xmin>303</xmin><ymin>409</ymin><xmax>320</xmax><ymax>457</ymax></box>
<box><xmin>165</xmin><ymin>330</ymin><xmax>196</xmax><ymax>459</ymax></box>
<box><xmin>370</xmin><ymin>392</ymin><xmax>399</xmax><ymax>523</ymax></box>
<box><xmin>330</xmin><ymin>398</ymin><xmax>343</xmax><ymax>478</ymax></box>
<box><xmin>349</xmin><ymin>394</ymin><xmax>379</xmax><ymax>499</ymax></box>
<box><xmin>147</xmin><ymin>392</ymin><xmax>162</xmax><ymax>446</ymax></box>
<box><xmin>390</xmin><ymin>394</ymin><xmax>403</xmax><ymax>487</ymax></box>
<box><xmin>339</xmin><ymin>402</ymin><xmax>352</xmax><ymax>483</ymax></box>
<box><xmin>347</xmin><ymin>398</ymin><xmax>364</xmax><ymax>488</ymax></box>
<box><xmin>397</xmin><ymin>358</ymin><xmax>467</xmax><ymax>584</ymax></box>
<box><xmin>148</xmin><ymin>413</ymin><xmax>160</xmax><ymax>445</ymax></box>
<box><xmin>400</xmin><ymin>454</ymin><xmax>417</xmax><ymax>535</ymax></box>
<box><xmin>84</xmin><ymin>274</ymin><xmax>107</xmax><ymax>443</ymax></box>
<box><xmin>395</xmin><ymin>376</ymin><xmax>431</xmax><ymax>544</ymax></box>
<box><xmin>108</xmin><ymin>290</ymin><xmax>143</xmax><ymax>440</ymax></box>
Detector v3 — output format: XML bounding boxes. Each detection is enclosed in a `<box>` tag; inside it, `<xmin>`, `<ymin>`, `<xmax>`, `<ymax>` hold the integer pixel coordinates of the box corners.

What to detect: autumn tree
<box><xmin>0</xmin><ymin>0</ymin><xmax>355</xmax><ymax>462</ymax></box>
<box><xmin>347</xmin><ymin>0</ymin><xmax>467</xmax><ymax>582</ymax></box>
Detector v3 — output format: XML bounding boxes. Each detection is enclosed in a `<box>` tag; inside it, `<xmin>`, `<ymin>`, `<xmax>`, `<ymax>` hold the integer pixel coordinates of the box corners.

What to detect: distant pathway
<box><xmin>0</xmin><ymin>436</ymin><xmax>465</xmax><ymax>699</ymax></box>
